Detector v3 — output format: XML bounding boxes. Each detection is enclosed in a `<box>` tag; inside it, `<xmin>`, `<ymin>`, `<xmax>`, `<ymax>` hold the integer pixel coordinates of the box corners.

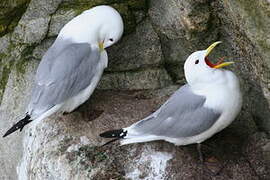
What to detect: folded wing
<box><xmin>28</xmin><ymin>41</ymin><xmax>101</xmax><ymax>117</ymax></box>
<box><xmin>128</xmin><ymin>85</ymin><xmax>221</xmax><ymax>138</ymax></box>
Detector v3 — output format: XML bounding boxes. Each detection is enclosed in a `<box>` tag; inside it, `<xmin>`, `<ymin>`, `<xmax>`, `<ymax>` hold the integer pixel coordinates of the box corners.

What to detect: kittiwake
<box><xmin>3</xmin><ymin>5</ymin><xmax>124</xmax><ymax>137</ymax></box>
<box><xmin>100</xmin><ymin>42</ymin><xmax>242</xmax><ymax>160</ymax></box>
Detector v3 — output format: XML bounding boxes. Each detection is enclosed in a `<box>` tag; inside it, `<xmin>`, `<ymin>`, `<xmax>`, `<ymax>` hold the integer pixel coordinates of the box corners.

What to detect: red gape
<box><xmin>205</xmin><ymin>57</ymin><xmax>224</xmax><ymax>68</ymax></box>
<box><xmin>205</xmin><ymin>57</ymin><xmax>215</xmax><ymax>68</ymax></box>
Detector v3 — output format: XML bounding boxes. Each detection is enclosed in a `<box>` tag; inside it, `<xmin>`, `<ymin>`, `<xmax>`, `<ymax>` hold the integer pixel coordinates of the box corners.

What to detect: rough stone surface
<box><xmin>106</xmin><ymin>19</ymin><xmax>163</xmax><ymax>72</ymax></box>
<box><xmin>0</xmin><ymin>60</ymin><xmax>38</xmax><ymax>180</ymax></box>
<box><xmin>149</xmin><ymin>0</ymin><xmax>219</xmax><ymax>81</ymax></box>
<box><xmin>0</xmin><ymin>0</ymin><xmax>269</xmax><ymax>179</ymax></box>
<box><xmin>98</xmin><ymin>68</ymin><xmax>172</xmax><ymax>90</ymax></box>
<box><xmin>0</xmin><ymin>0</ymin><xmax>30</xmax><ymax>36</ymax></box>
<box><xmin>16</xmin><ymin>91</ymin><xmax>270</xmax><ymax>179</ymax></box>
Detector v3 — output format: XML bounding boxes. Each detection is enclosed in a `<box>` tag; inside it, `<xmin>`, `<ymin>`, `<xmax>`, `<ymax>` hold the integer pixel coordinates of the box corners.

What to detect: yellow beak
<box><xmin>213</xmin><ymin>62</ymin><xmax>234</xmax><ymax>69</ymax></box>
<box><xmin>205</xmin><ymin>41</ymin><xmax>234</xmax><ymax>69</ymax></box>
<box><xmin>98</xmin><ymin>42</ymin><xmax>104</xmax><ymax>51</ymax></box>
<box><xmin>205</xmin><ymin>41</ymin><xmax>222</xmax><ymax>56</ymax></box>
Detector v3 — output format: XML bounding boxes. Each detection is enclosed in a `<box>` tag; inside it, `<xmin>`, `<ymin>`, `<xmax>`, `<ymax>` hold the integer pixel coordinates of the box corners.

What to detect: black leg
<box><xmin>196</xmin><ymin>143</ymin><xmax>225</xmax><ymax>176</ymax></box>
<box><xmin>197</xmin><ymin>143</ymin><xmax>204</xmax><ymax>163</ymax></box>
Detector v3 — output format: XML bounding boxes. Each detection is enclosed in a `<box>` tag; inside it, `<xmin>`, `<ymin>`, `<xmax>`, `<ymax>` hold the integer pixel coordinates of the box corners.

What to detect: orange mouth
<box><xmin>205</xmin><ymin>57</ymin><xmax>225</xmax><ymax>68</ymax></box>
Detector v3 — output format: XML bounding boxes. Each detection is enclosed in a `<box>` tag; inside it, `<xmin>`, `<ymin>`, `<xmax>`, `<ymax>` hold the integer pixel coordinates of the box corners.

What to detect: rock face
<box><xmin>0</xmin><ymin>0</ymin><xmax>269</xmax><ymax>179</ymax></box>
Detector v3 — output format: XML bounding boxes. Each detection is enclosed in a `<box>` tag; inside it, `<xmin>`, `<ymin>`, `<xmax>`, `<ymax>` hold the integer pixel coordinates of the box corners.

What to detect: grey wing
<box><xmin>28</xmin><ymin>42</ymin><xmax>101</xmax><ymax>117</ymax></box>
<box><xmin>130</xmin><ymin>85</ymin><xmax>221</xmax><ymax>138</ymax></box>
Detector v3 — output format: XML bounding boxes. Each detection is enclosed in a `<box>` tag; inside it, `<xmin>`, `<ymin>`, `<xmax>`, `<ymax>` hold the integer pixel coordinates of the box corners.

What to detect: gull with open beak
<box><xmin>3</xmin><ymin>5</ymin><xmax>124</xmax><ymax>137</ymax></box>
<box><xmin>100</xmin><ymin>42</ymin><xmax>242</xmax><ymax>161</ymax></box>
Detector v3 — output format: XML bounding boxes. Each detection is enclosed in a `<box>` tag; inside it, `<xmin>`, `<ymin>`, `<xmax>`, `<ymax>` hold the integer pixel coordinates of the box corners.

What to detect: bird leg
<box><xmin>197</xmin><ymin>143</ymin><xmax>204</xmax><ymax>163</ymax></box>
<box><xmin>196</xmin><ymin>143</ymin><xmax>225</xmax><ymax>176</ymax></box>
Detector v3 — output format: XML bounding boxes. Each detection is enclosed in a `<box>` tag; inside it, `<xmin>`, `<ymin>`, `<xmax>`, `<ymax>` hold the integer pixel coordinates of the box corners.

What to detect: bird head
<box><xmin>96</xmin><ymin>6</ymin><xmax>124</xmax><ymax>50</ymax></box>
<box><xmin>59</xmin><ymin>5</ymin><xmax>124</xmax><ymax>51</ymax></box>
<box><xmin>184</xmin><ymin>41</ymin><xmax>234</xmax><ymax>86</ymax></box>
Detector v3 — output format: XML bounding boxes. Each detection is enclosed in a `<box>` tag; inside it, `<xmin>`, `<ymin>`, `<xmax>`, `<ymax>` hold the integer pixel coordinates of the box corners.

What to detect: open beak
<box><xmin>205</xmin><ymin>41</ymin><xmax>234</xmax><ymax>69</ymax></box>
<box><xmin>98</xmin><ymin>41</ymin><xmax>104</xmax><ymax>51</ymax></box>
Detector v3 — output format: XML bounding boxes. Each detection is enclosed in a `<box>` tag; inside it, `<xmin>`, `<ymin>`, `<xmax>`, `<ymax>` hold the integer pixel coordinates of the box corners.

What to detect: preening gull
<box><xmin>100</xmin><ymin>42</ymin><xmax>242</xmax><ymax>160</ymax></box>
<box><xmin>3</xmin><ymin>5</ymin><xmax>124</xmax><ymax>137</ymax></box>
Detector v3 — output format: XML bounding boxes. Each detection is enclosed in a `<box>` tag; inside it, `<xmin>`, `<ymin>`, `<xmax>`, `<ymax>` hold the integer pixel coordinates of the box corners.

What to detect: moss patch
<box><xmin>0</xmin><ymin>0</ymin><xmax>30</xmax><ymax>37</ymax></box>
<box><xmin>66</xmin><ymin>145</ymin><xmax>108</xmax><ymax>173</ymax></box>
<box><xmin>58</xmin><ymin>0</ymin><xmax>147</xmax><ymax>35</ymax></box>
<box><xmin>15</xmin><ymin>45</ymin><xmax>35</xmax><ymax>75</ymax></box>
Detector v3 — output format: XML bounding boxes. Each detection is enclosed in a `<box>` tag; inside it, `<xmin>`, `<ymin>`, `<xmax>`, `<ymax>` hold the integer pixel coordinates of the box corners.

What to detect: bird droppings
<box><xmin>3</xmin><ymin>89</ymin><xmax>269</xmax><ymax>179</ymax></box>
<box><xmin>126</xmin><ymin>146</ymin><xmax>173</xmax><ymax>180</ymax></box>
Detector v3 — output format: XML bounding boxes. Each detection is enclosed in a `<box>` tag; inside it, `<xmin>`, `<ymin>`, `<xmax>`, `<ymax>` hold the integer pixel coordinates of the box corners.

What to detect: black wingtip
<box><xmin>99</xmin><ymin>129</ymin><xmax>127</xmax><ymax>138</ymax></box>
<box><xmin>100</xmin><ymin>129</ymin><xmax>127</xmax><ymax>146</ymax></box>
<box><xmin>3</xmin><ymin>115</ymin><xmax>32</xmax><ymax>138</ymax></box>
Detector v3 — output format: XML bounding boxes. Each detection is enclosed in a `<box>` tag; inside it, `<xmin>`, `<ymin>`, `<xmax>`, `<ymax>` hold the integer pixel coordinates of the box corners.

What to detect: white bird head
<box><xmin>59</xmin><ymin>5</ymin><xmax>124</xmax><ymax>50</ymax></box>
<box><xmin>184</xmin><ymin>42</ymin><xmax>234</xmax><ymax>87</ymax></box>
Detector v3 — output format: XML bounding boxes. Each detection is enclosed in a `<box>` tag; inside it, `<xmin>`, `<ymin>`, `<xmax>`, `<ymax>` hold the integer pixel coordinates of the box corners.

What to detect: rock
<box><xmin>0</xmin><ymin>0</ymin><xmax>30</xmax><ymax>36</ymax></box>
<box><xmin>0</xmin><ymin>0</ymin><xmax>270</xmax><ymax>179</ymax></box>
<box><xmin>98</xmin><ymin>68</ymin><xmax>172</xmax><ymax>90</ymax></box>
<box><xmin>16</xmin><ymin>90</ymin><xmax>270</xmax><ymax>179</ymax></box>
<box><xmin>32</xmin><ymin>38</ymin><xmax>55</xmax><ymax>59</ymax></box>
<box><xmin>48</xmin><ymin>9</ymin><xmax>77</xmax><ymax>37</ymax></box>
<box><xmin>0</xmin><ymin>60</ymin><xmax>38</xmax><ymax>180</ymax></box>
<box><xmin>244</xmin><ymin>132</ymin><xmax>270</xmax><ymax>179</ymax></box>
<box><xmin>149</xmin><ymin>0</ymin><xmax>219</xmax><ymax>81</ymax></box>
<box><xmin>107</xmin><ymin>19</ymin><xmax>163</xmax><ymax>72</ymax></box>
<box><xmin>0</xmin><ymin>33</ymin><xmax>12</xmax><ymax>54</ymax></box>
<box><xmin>11</xmin><ymin>0</ymin><xmax>62</xmax><ymax>44</ymax></box>
<box><xmin>12</xmin><ymin>17</ymin><xmax>51</xmax><ymax>44</ymax></box>
<box><xmin>211</xmin><ymin>0</ymin><xmax>270</xmax><ymax>132</ymax></box>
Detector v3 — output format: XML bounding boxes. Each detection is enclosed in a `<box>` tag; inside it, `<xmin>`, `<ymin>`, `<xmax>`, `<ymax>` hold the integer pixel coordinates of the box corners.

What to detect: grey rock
<box><xmin>0</xmin><ymin>33</ymin><xmax>11</xmax><ymax>54</ymax></box>
<box><xmin>11</xmin><ymin>0</ymin><xmax>62</xmax><ymax>44</ymax></box>
<box><xmin>17</xmin><ymin>90</ymin><xmax>270</xmax><ymax>179</ymax></box>
<box><xmin>98</xmin><ymin>68</ymin><xmax>172</xmax><ymax>90</ymax></box>
<box><xmin>32</xmin><ymin>38</ymin><xmax>55</xmax><ymax>60</ymax></box>
<box><xmin>0</xmin><ymin>60</ymin><xmax>38</xmax><ymax>180</ymax></box>
<box><xmin>0</xmin><ymin>0</ymin><xmax>30</xmax><ymax>36</ymax></box>
<box><xmin>48</xmin><ymin>8</ymin><xmax>77</xmax><ymax>37</ymax></box>
<box><xmin>244</xmin><ymin>132</ymin><xmax>270</xmax><ymax>179</ymax></box>
<box><xmin>12</xmin><ymin>17</ymin><xmax>51</xmax><ymax>44</ymax></box>
<box><xmin>107</xmin><ymin>19</ymin><xmax>163</xmax><ymax>72</ymax></box>
<box><xmin>211</xmin><ymin>0</ymin><xmax>270</xmax><ymax>132</ymax></box>
<box><xmin>0</xmin><ymin>0</ymin><xmax>270</xmax><ymax>179</ymax></box>
<box><xmin>149</xmin><ymin>0</ymin><xmax>219</xmax><ymax>80</ymax></box>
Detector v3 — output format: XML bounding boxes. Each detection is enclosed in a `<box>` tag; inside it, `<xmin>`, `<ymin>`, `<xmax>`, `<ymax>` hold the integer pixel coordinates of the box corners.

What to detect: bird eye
<box><xmin>195</xmin><ymin>60</ymin><xmax>199</xmax><ymax>64</ymax></box>
<box><xmin>109</xmin><ymin>38</ymin><xmax>114</xmax><ymax>42</ymax></box>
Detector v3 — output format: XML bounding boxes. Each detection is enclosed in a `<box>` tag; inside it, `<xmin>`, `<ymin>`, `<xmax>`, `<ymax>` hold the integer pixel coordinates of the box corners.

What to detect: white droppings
<box><xmin>126</xmin><ymin>145</ymin><xmax>173</xmax><ymax>180</ymax></box>
<box><xmin>67</xmin><ymin>136</ymin><xmax>91</xmax><ymax>152</ymax></box>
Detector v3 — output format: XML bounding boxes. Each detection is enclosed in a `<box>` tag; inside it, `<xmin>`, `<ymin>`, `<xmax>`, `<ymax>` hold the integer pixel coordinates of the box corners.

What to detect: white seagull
<box><xmin>100</xmin><ymin>42</ymin><xmax>242</xmax><ymax>160</ymax></box>
<box><xmin>3</xmin><ymin>5</ymin><xmax>124</xmax><ymax>137</ymax></box>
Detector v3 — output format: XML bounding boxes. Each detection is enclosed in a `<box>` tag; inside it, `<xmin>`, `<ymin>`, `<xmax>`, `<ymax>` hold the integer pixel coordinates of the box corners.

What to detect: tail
<box><xmin>99</xmin><ymin>129</ymin><xmax>127</xmax><ymax>146</ymax></box>
<box><xmin>3</xmin><ymin>115</ymin><xmax>32</xmax><ymax>138</ymax></box>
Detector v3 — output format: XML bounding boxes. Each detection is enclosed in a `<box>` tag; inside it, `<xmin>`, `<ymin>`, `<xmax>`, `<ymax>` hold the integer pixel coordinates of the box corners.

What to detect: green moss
<box><xmin>14</xmin><ymin>45</ymin><xmax>35</xmax><ymax>76</ymax></box>
<box><xmin>58</xmin><ymin>137</ymin><xmax>74</xmax><ymax>153</ymax></box>
<box><xmin>58</xmin><ymin>0</ymin><xmax>147</xmax><ymax>35</ymax></box>
<box><xmin>0</xmin><ymin>0</ymin><xmax>30</xmax><ymax>37</ymax></box>
<box><xmin>66</xmin><ymin>145</ymin><xmax>108</xmax><ymax>171</ymax></box>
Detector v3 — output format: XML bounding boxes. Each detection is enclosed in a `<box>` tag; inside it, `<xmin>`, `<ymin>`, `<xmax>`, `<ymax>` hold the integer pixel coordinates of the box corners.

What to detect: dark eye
<box><xmin>109</xmin><ymin>38</ymin><xmax>114</xmax><ymax>42</ymax></box>
<box><xmin>195</xmin><ymin>60</ymin><xmax>199</xmax><ymax>64</ymax></box>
